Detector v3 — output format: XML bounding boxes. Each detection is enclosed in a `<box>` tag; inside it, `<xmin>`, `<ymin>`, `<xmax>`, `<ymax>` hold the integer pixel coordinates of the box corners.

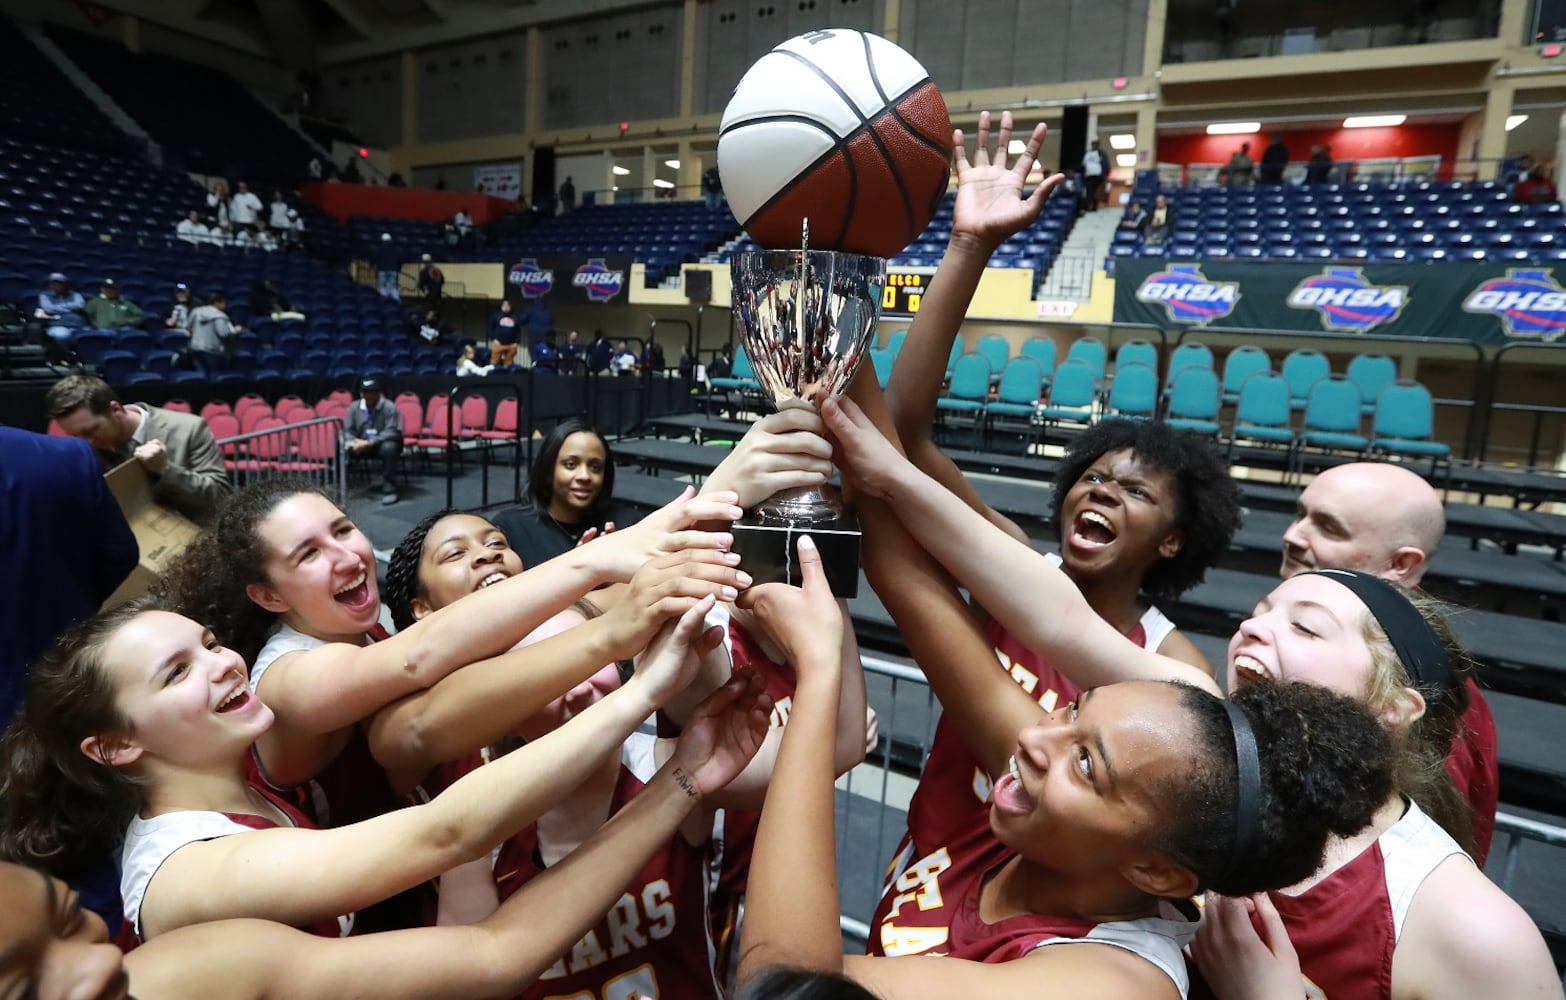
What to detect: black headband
<box><xmin>1306</xmin><ymin>569</ymin><xmax>1450</xmax><ymax>693</ymax></box>
<box><xmin>1219</xmin><ymin>698</ymin><xmax>1262</xmax><ymax>881</ymax></box>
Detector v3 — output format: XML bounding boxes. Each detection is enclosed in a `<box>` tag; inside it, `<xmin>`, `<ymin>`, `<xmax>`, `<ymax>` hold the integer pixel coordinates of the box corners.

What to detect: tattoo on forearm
<box><xmin>672</xmin><ymin>766</ymin><xmax>700</xmax><ymax>799</ymax></box>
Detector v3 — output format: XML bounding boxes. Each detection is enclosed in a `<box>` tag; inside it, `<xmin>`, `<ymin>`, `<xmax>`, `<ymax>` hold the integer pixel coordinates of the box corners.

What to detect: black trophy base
<box><xmin>730</xmin><ymin>510</ymin><xmax>860</xmax><ymax>598</ymax></box>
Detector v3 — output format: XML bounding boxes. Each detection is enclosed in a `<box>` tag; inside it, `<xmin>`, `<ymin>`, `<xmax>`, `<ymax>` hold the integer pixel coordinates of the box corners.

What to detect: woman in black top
<box><xmin>492</xmin><ymin>419</ymin><xmax>641</xmax><ymax>567</ymax></box>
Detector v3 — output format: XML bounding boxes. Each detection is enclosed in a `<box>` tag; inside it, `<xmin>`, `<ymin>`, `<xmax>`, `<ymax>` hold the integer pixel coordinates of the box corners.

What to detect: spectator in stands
<box><xmin>1139</xmin><ymin>193</ymin><xmax>1174</xmax><ymax>246</ymax></box>
<box><xmin>342</xmin><ymin>377</ymin><xmax>403</xmax><ymax>505</ymax></box>
<box><xmin>205</xmin><ymin>179</ymin><xmax>229</xmax><ymax>228</ymax></box>
<box><xmin>254</xmin><ymin>225</ymin><xmax>280</xmax><ymax>253</ymax></box>
<box><xmin>454</xmin><ymin>208</ymin><xmax>473</xmax><ymax>247</ymax></box>
<box><xmin>175</xmin><ymin>209</ymin><xmax>211</xmax><ymax>246</ymax></box>
<box><xmin>209</xmin><ymin>221</ymin><xmax>237</xmax><ymax>247</ymax></box>
<box><xmin>268</xmin><ymin>190</ymin><xmax>292</xmax><ymax>235</ymax></box>
<box><xmin>456</xmin><ymin>342</ymin><xmax>494</xmax><ymax>377</ymax></box>
<box><xmin>165</xmin><ymin>283</ymin><xmax>192</xmax><ymax>330</ymax></box>
<box><xmin>488</xmin><ymin>298</ymin><xmax>520</xmax><ymax>367</ymax></box>
<box><xmin>342</xmin><ymin>157</ymin><xmax>364</xmax><ymax>183</ymax></box>
<box><xmin>44</xmin><ymin>374</ymin><xmax>231</xmax><ymax>523</ymax></box>
<box><xmin>1079</xmin><ymin>140</ymin><xmax>1106</xmax><ymax>212</ymax></box>
<box><xmin>640</xmin><ymin>340</ymin><xmax>665</xmax><ymax>373</ymax></box>
<box><xmin>1305</xmin><ymin>143</ymin><xmax>1335</xmax><ymax>184</ymax></box>
<box><xmin>560</xmin><ymin>329</ymin><xmax>584</xmax><ymax>373</ymax></box>
<box><xmin>559</xmin><ymin>175</ymin><xmax>576</xmax><ymax>212</ymax></box>
<box><xmin>375</xmin><ymin>233</ymin><xmax>402</xmax><ymax>301</ymax></box>
<box><xmin>530</xmin><ymin>329</ymin><xmax>561</xmax><ymax>373</ymax></box>
<box><xmin>248</xmin><ymin>279</ymin><xmax>305</xmax><ymax>322</ymax></box>
<box><xmin>308</xmin><ymin>156</ymin><xmax>324</xmax><ymax>180</ymax></box>
<box><xmin>83</xmin><ymin>278</ymin><xmax>144</xmax><ymax>331</ymax></box>
<box><xmin>703</xmin><ymin>165</ymin><xmax>724</xmax><ymax>209</ymax></box>
<box><xmin>1118</xmin><ymin>200</ymin><xmax>1147</xmax><ymax>233</ymax></box>
<box><xmin>677</xmin><ymin>345</ymin><xmax>695</xmax><ymax>380</ymax></box>
<box><xmin>520</xmin><ymin>297</ymin><xmax>553</xmax><ymax>350</ymax></box>
<box><xmin>610</xmin><ymin>339</ymin><xmax>638</xmax><ymax>375</ymax></box>
<box><xmin>186</xmin><ymin>291</ymin><xmax>239</xmax><ymax>377</ymax></box>
<box><xmin>415</xmin><ymin>308</ymin><xmax>448</xmax><ymax>345</ymax></box>
<box><xmin>708</xmin><ymin>344</ymin><xmax>733</xmax><ymax>380</ymax></box>
<box><xmin>1226</xmin><ymin>142</ymin><xmax>1254</xmax><ymax>186</ymax></box>
<box><xmin>1279</xmin><ymin>460</ymin><xmax>1499</xmax><ymax>864</ymax></box>
<box><xmin>1259</xmin><ymin>133</ymin><xmax>1289</xmax><ymax>184</ymax></box>
<box><xmin>34</xmin><ymin>273</ymin><xmax>87</xmax><ymax>344</ymax></box>
<box><xmin>230</xmin><ymin>181</ymin><xmax>263</xmax><ymax>229</ymax></box>
<box><xmin>492</xmin><ymin>418</ymin><xmax>639</xmax><ymax>567</ymax></box>
<box><xmin>418</xmin><ymin>254</ymin><xmax>445</xmax><ymax>303</ymax></box>
<box><xmin>233</xmin><ymin>224</ymin><xmax>258</xmax><ymax>250</ymax></box>
<box><xmin>388</xmin><ymin>171</ymin><xmax>406</xmax><ymax>187</ymax></box>
<box><xmin>587</xmin><ymin>329</ymin><xmax>614</xmax><ymax>373</ymax></box>
<box><xmin>1052</xmin><ymin>168</ymin><xmax>1081</xmax><ymax>205</ymax></box>
<box><xmin>1513</xmin><ymin>156</ymin><xmax>1558</xmax><ymax>204</ymax></box>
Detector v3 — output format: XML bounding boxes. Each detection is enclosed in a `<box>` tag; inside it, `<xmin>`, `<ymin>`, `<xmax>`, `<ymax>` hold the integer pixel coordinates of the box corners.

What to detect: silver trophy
<box><xmin>729</xmin><ymin>241</ymin><xmax>887</xmax><ymax>596</ymax></box>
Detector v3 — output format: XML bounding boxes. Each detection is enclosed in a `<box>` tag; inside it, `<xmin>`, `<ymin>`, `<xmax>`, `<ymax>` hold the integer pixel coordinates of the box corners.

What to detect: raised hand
<box><xmin>604</xmin><ymin>550</ymin><xmax>751</xmax><ymax>658</ymax></box>
<box><xmin>667</xmin><ymin>665</ymin><xmax>772</xmax><ymax>796</ymax></box>
<box><xmin>950</xmin><ymin>110</ymin><xmax>1062</xmax><ymax>252</ymax></box>
<box><xmin>818</xmin><ymin>395</ymin><xmax>912</xmax><ymax>500</ymax></box>
<box><xmin>734</xmin><ymin>534</ymin><xmax>843</xmax><ymax>677</ymax></box>
<box><xmin>1190</xmin><ymin>893</ymin><xmax>1304</xmax><ymax>1000</ymax></box>
<box><xmin>702</xmin><ymin>410</ymin><xmax>835</xmax><ymax>510</ymax></box>
<box><xmin>592</xmin><ymin>486</ymin><xmax>743</xmax><ymax>581</ymax></box>
<box><xmin>628</xmin><ymin>595</ymin><xmax>728</xmax><ymax>707</ymax></box>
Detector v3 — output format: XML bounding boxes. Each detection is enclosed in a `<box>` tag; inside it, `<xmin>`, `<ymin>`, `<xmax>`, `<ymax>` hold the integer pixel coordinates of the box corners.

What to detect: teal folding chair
<box><xmin>1281</xmin><ymin>348</ymin><xmax>1331</xmax><ymax>411</ymax></box>
<box><xmin>1165</xmin><ymin>366</ymin><xmax>1222</xmax><ymax>436</ymax></box>
<box><xmin>1346</xmin><ymin>353</ymin><xmax>1397</xmax><ymax>416</ymax></box>
<box><xmin>1371</xmin><ymin>379</ymin><xmax>1450</xmax><ymax>472</ymax></box>
<box><xmin>976</xmin><ymin>334</ymin><xmax>1011</xmax><ymax>386</ymax></box>
<box><xmin>1107</xmin><ymin>362</ymin><xmax>1158</xmax><ymax>420</ymax></box>
<box><xmin>1228</xmin><ymin>370</ymin><xmax>1296</xmax><ymax>471</ymax></box>
<box><xmin>1298</xmin><ymin>374</ymin><xmax>1369</xmax><ymax>474</ymax></box>
<box><xmin>1038</xmin><ymin>358</ymin><xmax>1098</xmax><ymax>439</ymax></box>
<box><xmin>1220</xmin><ymin>345</ymin><xmax>1270</xmax><ymax>405</ymax></box>
<box><xmin>1115</xmin><ymin>339</ymin><xmax>1159</xmax><ymax>374</ymax></box>
<box><xmin>869</xmin><ymin>347</ymin><xmax>894</xmax><ymax>388</ymax></box>
<box><xmin>984</xmin><ymin>356</ymin><xmax>1046</xmax><ymax>451</ymax></box>
<box><xmin>936</xmin><ymin>353</ymin><xmax>991</xmax><ymax>440</ymax></box>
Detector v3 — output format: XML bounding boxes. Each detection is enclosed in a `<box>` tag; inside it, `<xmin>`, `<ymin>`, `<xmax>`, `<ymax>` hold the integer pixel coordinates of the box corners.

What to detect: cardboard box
<box><xmin>102</xmin><ymin>459</ymin><xmax>201</xmax><ymax>608</ymax></box>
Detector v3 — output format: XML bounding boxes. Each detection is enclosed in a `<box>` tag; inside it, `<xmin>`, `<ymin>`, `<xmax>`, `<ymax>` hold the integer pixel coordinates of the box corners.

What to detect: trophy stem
<box><xmin>757</xmin><ymin>483</ymin><xmax>845</xmax><ymax>526</ymax></box>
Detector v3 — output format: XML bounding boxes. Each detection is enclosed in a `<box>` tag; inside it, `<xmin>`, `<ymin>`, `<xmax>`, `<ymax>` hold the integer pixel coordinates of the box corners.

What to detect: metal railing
<box><xmin>215</xmin><ymin>414</ymin><xmax>346</xmax><ymax>503</ymax></box>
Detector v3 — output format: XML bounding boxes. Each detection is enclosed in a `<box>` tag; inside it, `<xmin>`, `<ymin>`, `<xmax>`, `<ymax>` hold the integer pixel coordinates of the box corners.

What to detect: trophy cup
<box><xmin>729</xmin><ymin>232</ymin><xmax>886</xmax><ymax>597</ymax></box>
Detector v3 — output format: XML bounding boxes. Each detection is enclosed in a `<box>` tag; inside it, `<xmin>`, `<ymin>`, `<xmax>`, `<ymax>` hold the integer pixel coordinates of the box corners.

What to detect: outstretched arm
<box><xmin>254</xmin><ymin>488</ymin><xmax>745</xmax><ymax>786</ymax></box>
<box><xmin>127</xmin><ymin>672</ymin><xmax>773</xmax><ymax>1000</ymax></box>
<box><xmin>367</xmin><ymin>549</ymin><xmax>750</xmax><ymax>793</ymax></box>
<box><xmin>140</xmin><ymin>600</ymin><xmax>725</xmax><ymax>939</ymax></box>
<box><xmin>886</xmin><ymin>111</ymin><xmax>1060</xmax><ymax>546</ymax></box>
<box><xmin>830</xmin><ymin>376</ymin><xmax>1217</xmax><ymax>714</ymax></box>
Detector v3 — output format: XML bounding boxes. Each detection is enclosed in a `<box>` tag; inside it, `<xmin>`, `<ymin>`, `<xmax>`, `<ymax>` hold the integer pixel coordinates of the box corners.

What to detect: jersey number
<box><xmin>879</xmin><ymin>848</ymin><xmax>953</xmax><ymax>957</ymax></box>
<box><xmin>544</xmin><ymin>963</ymin><xmax>659</xmax><ymax>1000</ymax></box>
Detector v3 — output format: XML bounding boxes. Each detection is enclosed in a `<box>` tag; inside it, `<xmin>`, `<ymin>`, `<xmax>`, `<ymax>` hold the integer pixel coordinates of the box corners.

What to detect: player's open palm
<box><xmin>951</xmin><ymin>110</ymin><xmax>1061</xmax><ymax>249</ymax></box>
<box><xmin>670</xmin><ymin>666</ymin><xmax>772</xmax><ymax>795</ymax></box>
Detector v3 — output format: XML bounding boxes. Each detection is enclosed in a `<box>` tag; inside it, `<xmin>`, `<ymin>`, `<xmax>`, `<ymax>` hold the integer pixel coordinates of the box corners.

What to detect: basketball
<box><xmin>718</xmin><ymin>29</ymin><xmax>952</xmax><ymax>259</ymax></box>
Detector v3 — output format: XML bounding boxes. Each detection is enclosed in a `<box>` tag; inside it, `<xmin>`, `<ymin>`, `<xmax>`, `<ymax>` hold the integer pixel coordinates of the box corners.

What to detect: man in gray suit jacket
<box><xmin>45</xmin><ymin>375</ymin><xmax>231</xmax><ymax>523</ymax></box>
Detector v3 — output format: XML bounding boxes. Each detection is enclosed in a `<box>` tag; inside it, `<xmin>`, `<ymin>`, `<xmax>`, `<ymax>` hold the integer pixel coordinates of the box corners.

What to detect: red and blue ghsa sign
<box><xmin>573</xmin><ymin>258</ymin><xmax>626</xmax><ymax>303</ymax></box>
<box><xmin>1134</xmin><ymin>264</ymin><xmax>1240</xmax><ymax>324</ymax></box>
<box><xmin>1287</xmin><ymin>268</ymin><xmax>1408</xmax><ymax>333</ymax></box>
<box><xmin>507</xmin><ymin>259</ymin><xmax>554</xmax><ymax>298</ymax></box>
<box><xmin>1462</xmin><ymin>269</ymin><xmax>1566</xmax><ymax>341</ymax></box>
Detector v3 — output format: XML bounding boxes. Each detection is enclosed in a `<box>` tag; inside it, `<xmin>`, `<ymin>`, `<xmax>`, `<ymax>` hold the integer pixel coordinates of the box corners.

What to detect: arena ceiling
<box><xmin>102</xmin><ymin>0</ymin><xmax>664</xmax><ymax>66</ymax></box>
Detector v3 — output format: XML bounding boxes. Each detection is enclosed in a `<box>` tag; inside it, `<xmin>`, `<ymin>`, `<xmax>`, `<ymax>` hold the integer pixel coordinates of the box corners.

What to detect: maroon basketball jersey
<box><xmin>1446</xmin><ymin>679</ymin><xmax>1498</xmax><ymax>866</ymax></box>
<box><xmin>1189</xmin><ymin>802</ymin><xmax>1466</xmax><ymax>1000</ymax></box>
<box><xmin>868</xmin><ymin>772</ymin><xmax>1194</xmax><ymax>989</ymax></box>
<box><xmin>494</xmin><ymin>736</ymin><xmax>723</xmax><ymax>1000</ymax></box>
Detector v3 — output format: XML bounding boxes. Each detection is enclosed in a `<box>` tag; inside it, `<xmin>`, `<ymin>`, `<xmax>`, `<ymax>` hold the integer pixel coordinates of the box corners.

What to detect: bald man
<box><xmin>1280</xmin><ymin>461</ymin><xmax>1445</xmax><ymax>584</ymax></box>
<box><xmin>1280</xmin><ymin>460</ymin><xmax>1498</xmax><ymax>864</ymax></box>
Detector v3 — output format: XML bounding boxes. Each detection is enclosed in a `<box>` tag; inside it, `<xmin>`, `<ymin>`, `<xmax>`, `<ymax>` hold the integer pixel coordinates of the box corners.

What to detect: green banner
<box><xmin>1112</xmin><ymin>258</ymin><xmax>1566</xmax><ymax>346</ymax></box>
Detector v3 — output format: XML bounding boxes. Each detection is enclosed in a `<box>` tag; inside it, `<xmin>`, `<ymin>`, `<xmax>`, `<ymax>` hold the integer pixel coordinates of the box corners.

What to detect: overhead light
<box><xmin>1343</xmin><ymin>114</ymin><xmax>1406</xmax><ymax>128</ymax></box>
<box><xmin>1008</xmin><ymin>139</ymin><xmax>1027</xmax><ymax>154</ymax></box>
<box><xmin>1115</xmin><ymin>153</ymin><xmax>1137</xmax><ymax>168</ymax></box>
<box><xmin>1206</xmin><ymin>121</ymin><xmax>1261</xmax><ymax>135</ymax></box>
<box><xmin>612</xmin><ymin>165</ymin><xmax>630</xmax><ymax>176</ymax></box>
<box><xmin>1507</xmin><ymin>114</ymin><xmax>1529</xmax><ymax>131</ymax></box>
<box><xmin>612</xmin><ymin>185</ymin><xmax>619</xmax><ymax>192</ymax></box>
<box><xmin>653</xmin><ymin>178</ymin><xmax>675</xmax><ymax>189</ymax></box>
<box><xmin>1109</xmin><ymin>134</ymin><xmax>1136</xmax><ymax>150</ymax></box>
<box><xmin>664</xmin><ymin>158</ymin><xmax>681</xmax><ymax>169</ymax></box>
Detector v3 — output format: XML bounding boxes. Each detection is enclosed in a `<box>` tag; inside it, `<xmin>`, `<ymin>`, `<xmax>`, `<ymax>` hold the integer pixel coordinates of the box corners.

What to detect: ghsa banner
<box><xmin>1112</xmin><ymin>258</ymin><xmax>1566</xmax><ymax>345</ymax></box>
<box><xmin>505</xmin><ymin>255</ymin><xmax>632</xmax><ymax>306</ymax></box>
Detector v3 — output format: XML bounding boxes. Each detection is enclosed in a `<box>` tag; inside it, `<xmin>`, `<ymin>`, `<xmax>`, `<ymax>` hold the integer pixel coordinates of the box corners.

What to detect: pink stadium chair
<box><xmin>162</xmin><ymin>399</ymin><xmax>192</xmax><ymax>413</ymax></box>
<box><xmin>200</xmin><ymin>401</ymin><xmax>233</xmax><ymax>421</ymax></box>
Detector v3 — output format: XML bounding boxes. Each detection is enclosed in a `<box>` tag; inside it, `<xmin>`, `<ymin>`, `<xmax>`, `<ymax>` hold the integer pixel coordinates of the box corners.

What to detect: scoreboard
<box><xmin>881</xmin><ymin>268</ymin><xmax>932</xmax><ymax>317</ymax></box>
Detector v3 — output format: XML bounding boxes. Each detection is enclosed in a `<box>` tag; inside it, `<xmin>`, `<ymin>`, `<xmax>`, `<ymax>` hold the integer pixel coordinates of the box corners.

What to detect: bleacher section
<box><xmin>0</xmin><ymin>17</ymin><xmax>137</xmax><ymax>158</ymax></box>
<box><xmin>46</xmin><ymin>26</ymin><xmax>315</xmax><ymax>183</ymax></box>
<box><xmin>709</xmin><ymin>190</ymin><xmax>1081</xmax><ymax>294</ymax></box>
<box><xmin>1114</xmin><ymin>176</ymin><xmax>1566</xmax><ymax>262</ymax></box>
<box><xmin>480</xmin><ymin>200</ymin><xmax>740</xmax><ymax>284</ymax></box>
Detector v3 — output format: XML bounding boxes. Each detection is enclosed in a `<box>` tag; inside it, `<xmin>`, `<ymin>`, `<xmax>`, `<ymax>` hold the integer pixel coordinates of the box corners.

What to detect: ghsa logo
<box><xmin>1134</xmin><ymin>265</ymin><xmax>1239</xmax><ymax>324</ymax></box>
<box><xmin>507</xmin><ymin>259</ymin><xmax>554</xmax><ymax>298</ymax></box>
<box><xmin>573</xmin><ymin>258</ymin><xmax>626</xmax><ymax>303</ymax></box>
<box><xmin>1462</xmin><ymin>269</ymin><xmax>1566</xmax><ymax>341</ymax></box>
<box><xmin>1286</xmin><ymin>268</ymin><xmax>1408</xmax><ymax>333</ymax></box>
